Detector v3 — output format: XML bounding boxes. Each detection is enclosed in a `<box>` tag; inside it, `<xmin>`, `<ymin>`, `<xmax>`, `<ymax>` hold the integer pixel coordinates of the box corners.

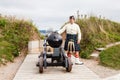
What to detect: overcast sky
<box><xmin>0</xmin><ymin>0</ymin><xmax>120</xmax><ymax>30</ymax></box>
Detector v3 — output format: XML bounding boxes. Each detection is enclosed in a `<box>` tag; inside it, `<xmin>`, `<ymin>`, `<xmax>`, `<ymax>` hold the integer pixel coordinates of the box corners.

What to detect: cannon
<box><xmin>36</xmin><ymin>32</ymin><xmax>73</xmax><ymax>73</ymax></box>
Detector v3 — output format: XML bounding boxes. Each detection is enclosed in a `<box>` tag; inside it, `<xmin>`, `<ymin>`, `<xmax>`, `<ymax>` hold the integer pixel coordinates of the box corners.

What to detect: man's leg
<box><xmin>67</xmin><ymin>51</ymin><xmax>72</xmax><ymax>57</ymax></box>
<box><xmin>65</xmin><ymin>51</ymin><xmax>72</xmax><ymax>57</ymax></box>
<box><xmin>74</xmin><ymin>51</ymin><xmax>83</xmax><ymax>65</ymax></box>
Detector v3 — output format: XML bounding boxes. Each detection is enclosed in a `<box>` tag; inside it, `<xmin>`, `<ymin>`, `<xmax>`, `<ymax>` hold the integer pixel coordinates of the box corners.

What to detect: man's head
<box><xmin>69</xmin><ymin>16</ymin><xmax>75</xmax><ymax>24</ymax></box>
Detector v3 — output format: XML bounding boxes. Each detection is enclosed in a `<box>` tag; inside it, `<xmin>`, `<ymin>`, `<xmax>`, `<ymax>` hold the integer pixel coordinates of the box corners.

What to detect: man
<box><xmin>58</xmin><ymin>16</ymin><xmax>83</xmax><ymax>65</ymax></box>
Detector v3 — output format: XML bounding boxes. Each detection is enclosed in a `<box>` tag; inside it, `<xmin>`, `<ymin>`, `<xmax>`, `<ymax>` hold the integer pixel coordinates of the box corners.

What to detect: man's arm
<box><xmin>57</xmin><ymin>25</ymin><xmax>66</xmax><ymax>34</ymax></box>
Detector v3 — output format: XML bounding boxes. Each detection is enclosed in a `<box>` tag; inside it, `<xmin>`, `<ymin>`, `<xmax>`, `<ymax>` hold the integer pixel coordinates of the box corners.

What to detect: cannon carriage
<box><xmin>36</xmin><ymin>32</ymin><xmax>73</xmax><ymax>73</ymax></box>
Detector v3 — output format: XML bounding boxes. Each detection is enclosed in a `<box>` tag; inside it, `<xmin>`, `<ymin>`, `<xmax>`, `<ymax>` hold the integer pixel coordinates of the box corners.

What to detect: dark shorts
<box><xmin>64</xmin><ymin>34</ymin><xmax>80</xmax><ymax>51</ymax></box>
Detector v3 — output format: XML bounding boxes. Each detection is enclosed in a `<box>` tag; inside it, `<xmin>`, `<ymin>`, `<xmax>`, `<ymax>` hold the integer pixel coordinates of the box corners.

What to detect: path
<box><xmin>13</xmin><ymin>53</ymin><xmax>100</xmax><ymax>80</ymax></box>
<box><xmin>13</xmin><ymin>40</ymin><xmax>120</xmax><ymax>80</ymax></box>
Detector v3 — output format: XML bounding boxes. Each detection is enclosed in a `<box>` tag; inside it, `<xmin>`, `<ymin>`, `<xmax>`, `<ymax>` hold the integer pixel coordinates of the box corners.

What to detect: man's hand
<box><xmin>77</xmin><ymin>40</ymin><xmax>80</xmax><ymax>44</ymax></box>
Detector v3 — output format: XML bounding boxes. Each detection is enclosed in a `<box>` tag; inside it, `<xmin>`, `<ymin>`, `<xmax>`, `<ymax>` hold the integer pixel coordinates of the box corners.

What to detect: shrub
<box><xmin>75</xmin><ymin>16</ymin><xmax>120</xmax><ymax>58</ymax></box>
<box><xmin>0</xmin><ymin>41</ymin><xmax>14</xmax><ymax>64</ymax></box>
<box><xmin>0</xmin><ymin>15</ymin><xmax>40</xmax><ymax>64</ymax></box>
<box><xmin>99</xmin><ymin>45</ymin><xmax>120</xmax><ymax>69</ymax></box>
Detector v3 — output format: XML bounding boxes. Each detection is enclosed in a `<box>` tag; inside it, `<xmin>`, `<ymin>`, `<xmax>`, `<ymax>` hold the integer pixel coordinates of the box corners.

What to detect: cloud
<box><xmin>0</xmin><ymin>0</ymin><xmax>120</xmax><ymax>30</ymax></box>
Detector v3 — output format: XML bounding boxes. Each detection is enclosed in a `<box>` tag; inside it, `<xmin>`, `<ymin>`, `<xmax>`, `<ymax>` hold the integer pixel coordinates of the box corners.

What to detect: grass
<box><xmin>99</xmin><ymin>45</ymin><xmax>120</xmax><ymax>69</ymax></box>
<box><xmin>75</xmin><ymin>16</ymin><xmax>120</xmax><ymax>58</ymax></box>
<box><xmin>0</xmin><ymin>15</ymin><xmax>40</xmax><ymax>65</ymax></box>
<box><xmin>0</xmin><ymin>41</ymin><xmax>14</xmax><ymax>64</ymax></box>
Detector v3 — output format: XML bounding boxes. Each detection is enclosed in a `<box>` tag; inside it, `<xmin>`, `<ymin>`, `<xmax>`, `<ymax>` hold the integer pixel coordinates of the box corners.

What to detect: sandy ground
<box><xmin>0</xmin><ymin>52</ymin><xmax>26</xmax><ymax>80</ymax></box>
<box><xmin>81</xmin><ymin>58</ymin><xmax>120</xmax><ymax>78</ymax></box>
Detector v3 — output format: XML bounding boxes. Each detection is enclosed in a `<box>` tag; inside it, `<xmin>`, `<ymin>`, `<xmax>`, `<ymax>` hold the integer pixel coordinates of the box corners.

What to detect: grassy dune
<box><xmin>0</xmin><ymin>15</ymin><xmax>40</xmax><ymax>65</ymax></box>
<box><xmin>76</xmin><ymin>16</ymin><xmax>120</xmax><ymax>58</ymax></box>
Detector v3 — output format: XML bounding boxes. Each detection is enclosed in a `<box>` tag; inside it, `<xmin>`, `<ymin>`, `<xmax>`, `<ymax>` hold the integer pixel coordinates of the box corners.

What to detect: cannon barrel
<box><xmin>47</xmin><ymin>32</ymin><xmax>63</xmax><ymax>48</ymax></box>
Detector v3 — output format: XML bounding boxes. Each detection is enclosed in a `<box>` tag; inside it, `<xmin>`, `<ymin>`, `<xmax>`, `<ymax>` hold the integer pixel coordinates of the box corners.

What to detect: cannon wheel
<box><xmin>39</xmin><ymin>56</ymin><xmax>43</xmax><ymax>73</ymax></box>
<box><xmin>66</xmin><ymin>57</ymin><xmax>72</xmax><ymax>72</ymax></box>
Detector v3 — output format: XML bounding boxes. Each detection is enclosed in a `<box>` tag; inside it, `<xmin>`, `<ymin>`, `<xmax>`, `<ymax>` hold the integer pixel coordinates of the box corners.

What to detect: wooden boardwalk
<box><xmin>13</xmin><ymin>53</ymin><xmax>100</xmax><ymax>80</ymax></box>
<box><xmin>13</xmin><ymin>40</ymin><xmax>120</xmax><ymax>80</ymax></box>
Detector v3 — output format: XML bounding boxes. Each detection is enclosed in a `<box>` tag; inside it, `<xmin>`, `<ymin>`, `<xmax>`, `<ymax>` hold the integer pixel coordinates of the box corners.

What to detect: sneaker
<box><xmin>75</xmin><ymin>58</ymin><xmax>84</xmax><ymax>65</ymax></box>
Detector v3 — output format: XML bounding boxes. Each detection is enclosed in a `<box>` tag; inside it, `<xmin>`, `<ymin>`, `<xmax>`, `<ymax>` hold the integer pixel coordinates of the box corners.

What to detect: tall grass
<box><xmin>0</xmin><ymin>15</ymin><xmax>40</xmax><ymax>64</ymax></box>
<box><xmin>75</xmin><ymin>16</ymin><xmax>120</xmax><ymax>58</ymax></box>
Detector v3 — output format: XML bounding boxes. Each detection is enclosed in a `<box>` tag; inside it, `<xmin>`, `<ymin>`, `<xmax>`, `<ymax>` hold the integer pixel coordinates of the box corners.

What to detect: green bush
<box><xmin>0</xmin><ymin>15</ymin><xmax>40</xmax><ymax>64</ymax></box>
<box><xmin>0</xmin><ymin>41</ymin><xmax>14</xmax><ymax>64</ymax></box>
<box><xmin>75</xmin><ymin>16</ymin><xmax>120</xmax><ymax>58</ymax></box>
<box><xmin>99</xmin><ymin>45</ymin><xmax>120</xmax><ymax>69</ymax></box>
<box><xmin>40</xmin><ymin>34</ymin><xmax>45</xmax><ymax>39</ymax></box>
<box><xmin>0</xmin><ymin>18</ymin><xmax>7</xmax><ymax>27</ymax></box>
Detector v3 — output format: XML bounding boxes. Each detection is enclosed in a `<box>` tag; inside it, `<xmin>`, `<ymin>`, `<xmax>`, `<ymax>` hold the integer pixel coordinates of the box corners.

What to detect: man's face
<box><xmin>69</xmin><ymin>18</ymin><xmax>75</xmax><ymax>24</ymax></box>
